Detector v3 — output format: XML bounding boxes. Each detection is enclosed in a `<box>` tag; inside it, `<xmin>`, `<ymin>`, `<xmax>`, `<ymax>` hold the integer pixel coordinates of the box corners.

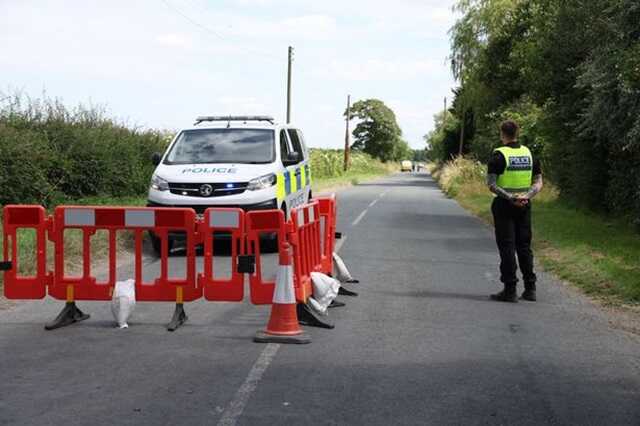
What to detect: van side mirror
<box><xmin>151</xmin><ymin>152</ymin><xmax>162</xmax><ymax>166</ymax></box>
<box><xmin>286</xmin><ymin>152</ymin><xmax>301</xmax><ymax>163</ymax></box>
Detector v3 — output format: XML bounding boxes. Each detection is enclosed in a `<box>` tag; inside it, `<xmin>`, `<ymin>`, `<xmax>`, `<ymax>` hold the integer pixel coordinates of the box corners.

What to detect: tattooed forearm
<box><xmin>525</xmin><ymin>174</ymin><xmax>543</xmax><ymax>199</ymax></box>
<box><xmin>487</xmin><ymin>173</ymin><xmax>515</xmax><ymax>200</ymax></box>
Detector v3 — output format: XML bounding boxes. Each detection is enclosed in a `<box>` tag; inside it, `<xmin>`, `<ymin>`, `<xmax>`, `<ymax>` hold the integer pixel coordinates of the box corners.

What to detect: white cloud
<box><xmin>320</xmin><ymin>58</ymin><xmax>441</xmax><ymax>82</ymax></box>
<box><xmin>217</xmin><ymin>96</ymin><xmax>270</xmax><ymax>114</ymax></box>
<box><xmin>226</xmin><ymin>0</ymin><xmax>456</xmax><ymax>37</ymax></box>
<box><xmin>156</xmin><ymin>33</ymin><xmax>194</xmax><ymax>49</ymax></box>
<box><xmin>2</xmin><ymin>0</ymin><xmax>458</xmax><ymax>147</ymax></box>
<box><xmin>223</xmin><ymin>14</ymin><xmax>338</xmax><ymax>41</ymax></box>
<box><xmin>281</xmin><ymin>15</ymin><xmax>338</xmax><ymax>39</ymax></box>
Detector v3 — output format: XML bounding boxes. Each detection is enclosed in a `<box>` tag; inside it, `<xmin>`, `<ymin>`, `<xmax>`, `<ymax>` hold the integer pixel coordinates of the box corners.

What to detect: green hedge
<box><xmin>0</xmin><ymin>94</ymin><xmax>170</xmax><ymax>206</ymax></box>
<box><xmin>0</xmin><ymin>94</ymin><xmax>395</xmax><ymax>207</ymax></box>
<box><xmin>434</xmin><ymin>0</ymin><xmax>640</xmax><ymax>221</ymax></box>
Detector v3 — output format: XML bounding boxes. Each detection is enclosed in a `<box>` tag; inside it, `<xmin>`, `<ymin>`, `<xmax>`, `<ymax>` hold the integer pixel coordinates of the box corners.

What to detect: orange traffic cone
<box><xmin>254</xmin><ymin>241</ymin><xmax>310</xmax><ymax>344</ymax></box>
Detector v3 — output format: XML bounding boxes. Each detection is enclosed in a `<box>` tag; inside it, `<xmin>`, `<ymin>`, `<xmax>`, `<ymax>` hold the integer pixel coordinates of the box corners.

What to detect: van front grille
<box><xmin>168</xmin><ymin>182</ymin><xmax>247</xmax><ymax>197</ymax></box>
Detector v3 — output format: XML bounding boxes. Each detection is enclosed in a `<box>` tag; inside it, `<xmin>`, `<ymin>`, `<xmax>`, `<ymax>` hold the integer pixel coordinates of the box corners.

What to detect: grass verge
<box><xmin>429</xmin><ymin>158</ymin><xmax>640</xmax><ymax>306</ymax></box>
<box><xmin>312</xmin><ymin>170</ymin><xmax>394</xmax><ymax>193</ymax></box>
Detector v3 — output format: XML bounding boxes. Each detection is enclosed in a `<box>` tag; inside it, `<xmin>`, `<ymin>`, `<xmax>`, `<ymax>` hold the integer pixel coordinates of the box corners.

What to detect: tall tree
<box><xmin>345</xmin><ymin>99</ymin><xmax>406</xmax><ymax>162</ymax></box>
<box><xmin>447</xmin><ymin>0</ymin><xmax>640</xmax><ymax>214</ymax></box>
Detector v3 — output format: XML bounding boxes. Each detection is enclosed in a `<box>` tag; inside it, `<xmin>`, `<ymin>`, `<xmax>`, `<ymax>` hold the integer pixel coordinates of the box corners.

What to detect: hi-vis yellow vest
<box><xmin>494</xmin><ymin>145</ymin><xmax>533</xmax><ymax>193</ymax></box>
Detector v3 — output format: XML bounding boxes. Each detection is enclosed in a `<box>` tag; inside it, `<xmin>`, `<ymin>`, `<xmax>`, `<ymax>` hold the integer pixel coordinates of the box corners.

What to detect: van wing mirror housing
<box><xmin>287</xmin><ymin>152</ymin><xmax>301</xmax><ymax>163</ymax></box>
<box><xmin>151</xmin><ymin>152</ymin><xmax>162</xmax><ymax>166</ymax></box>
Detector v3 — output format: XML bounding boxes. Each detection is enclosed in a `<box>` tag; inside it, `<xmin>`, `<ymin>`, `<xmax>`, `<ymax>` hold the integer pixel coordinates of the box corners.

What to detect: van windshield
<box><xmin>164</xmin><ymin>129</ymin><xmax>275</xmax><ymax>164</ymax></box>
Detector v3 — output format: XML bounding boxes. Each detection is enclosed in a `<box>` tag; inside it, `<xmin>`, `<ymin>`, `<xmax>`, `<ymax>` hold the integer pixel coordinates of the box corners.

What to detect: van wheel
<box><xmin>149</xmin><ymin>232</ymin><xmax>174</xmax><ymax>257</ymax></box>
<box><xmin>261</xmin><ymin>205</ymin><xmax>286</xmax><ymax>253</ymax></box>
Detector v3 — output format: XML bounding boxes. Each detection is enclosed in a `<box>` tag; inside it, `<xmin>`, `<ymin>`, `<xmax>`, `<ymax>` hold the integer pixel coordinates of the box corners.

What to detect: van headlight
<box><xmin>150</xmin><ymin>175</ymin><xmax>169</xmax><ymax>191</ymax></box>
<box><xmin>247</xmin><ymin>173</ymin><xmax>276</xmax><ymax>191</ymax></box>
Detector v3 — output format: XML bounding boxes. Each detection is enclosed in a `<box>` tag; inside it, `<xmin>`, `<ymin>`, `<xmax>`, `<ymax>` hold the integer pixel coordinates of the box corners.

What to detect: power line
<box><xmin>160</xmin><ymin>0</ymin><xmax>281</xmax><ymax>62</ymax></box>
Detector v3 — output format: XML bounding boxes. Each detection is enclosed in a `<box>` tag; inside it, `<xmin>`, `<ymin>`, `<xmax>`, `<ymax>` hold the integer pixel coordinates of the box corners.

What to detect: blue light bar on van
<box><xmin>194</xmin><ymin>115</ymin><xmax>275</xmax><ymax>125</ymax></box>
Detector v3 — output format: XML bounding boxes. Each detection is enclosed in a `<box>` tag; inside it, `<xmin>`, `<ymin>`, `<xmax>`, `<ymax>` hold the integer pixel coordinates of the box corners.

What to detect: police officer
<box><xmin>487</xmin><ymin>120</ymin><xmax>543</xmax><ymax>302</ymax></box>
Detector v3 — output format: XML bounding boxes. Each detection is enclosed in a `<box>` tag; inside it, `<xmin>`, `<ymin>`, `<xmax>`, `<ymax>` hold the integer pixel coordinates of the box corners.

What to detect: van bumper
<box><xmin>146</xmin><ymin>198</ymin><xmax>278</xmax><ymax>214</ymax></box>
<box><xmin>146</xmin><ymin>198</ymin><xmax>279</xmax><ymax>241</ymax></box>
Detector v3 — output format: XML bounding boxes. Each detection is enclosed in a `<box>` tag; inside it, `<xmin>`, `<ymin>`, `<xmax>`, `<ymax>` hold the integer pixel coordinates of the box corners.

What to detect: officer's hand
<box><xmin>514</xmin><ymin>197</ymin><xmax>529</xmax><ymax>208</ymax></box>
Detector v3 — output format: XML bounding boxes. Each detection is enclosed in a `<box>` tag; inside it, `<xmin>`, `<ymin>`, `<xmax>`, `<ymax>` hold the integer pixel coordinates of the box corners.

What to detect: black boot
<box><xmin>490</xmin><ymin>284</ymin><xmax>518</xmax><ymax>303</ymax></box>
<box><xmin>521</xmin><ymin>283</ymin><xmax>536</xmax><ymax>302</ymax></box>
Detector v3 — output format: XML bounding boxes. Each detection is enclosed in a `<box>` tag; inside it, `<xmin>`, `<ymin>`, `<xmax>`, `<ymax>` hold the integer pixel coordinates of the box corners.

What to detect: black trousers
<box><xmin>491</xmin><ymin>197</ymin><xmax>537</xmax><ymax>287</ymax></box>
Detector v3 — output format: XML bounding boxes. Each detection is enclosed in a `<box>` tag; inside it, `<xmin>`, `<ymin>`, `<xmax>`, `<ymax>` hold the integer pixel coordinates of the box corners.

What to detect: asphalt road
<box><xmin>1</xmin><ymin>172</ymin><xmax>639</xmax><ymax>425</ymax></box>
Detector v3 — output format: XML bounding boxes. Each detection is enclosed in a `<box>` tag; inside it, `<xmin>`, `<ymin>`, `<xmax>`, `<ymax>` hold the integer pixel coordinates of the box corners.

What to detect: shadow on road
<box><xmin>392</xmin><ymin>212</ymin><xmax>490</xmax><ymax>232</ymax></box>
<box><xmin>376</xmin><ymin>289</ymin><xmax>490</xmax><ymax>302</ymax></box>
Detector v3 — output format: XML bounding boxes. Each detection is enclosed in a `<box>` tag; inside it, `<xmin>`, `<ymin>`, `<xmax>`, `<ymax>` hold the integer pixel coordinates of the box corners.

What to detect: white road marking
<box><xmin>217</xmin><ymin>343</ymin><xmax>280</xmax><ymax>426</ymax></box>
<box><xmin>217</xmin><ymin>206</ymin><xmax>350</xmax><ymax>425</ymax></box>
<box><xmin>368</xmin><ymin>199</ymin><xmax>378</xmax><ymax>208</ymax></box>
<box><xmin>379</xmin><ymin>190</ymin><xmax>389</xmax><ymax>198</ymax></box>
<box><xmin>351</xmin><ymin>209</ymin><xmax>368</xmax><ymax>226</ymax></box>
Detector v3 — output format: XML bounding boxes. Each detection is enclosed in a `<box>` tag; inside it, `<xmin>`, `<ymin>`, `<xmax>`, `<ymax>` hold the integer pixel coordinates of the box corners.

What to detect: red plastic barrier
<box><xmin>199</xmin><ymin>208</ymin><xmax>245</xmax><ymax>301</ymax></box>
<box><xmin>245</xmin><ymin>209</ymin><xmax>287</xmax><ymax>305</ymax></box>
<box><xmin>48</xmin><ymin>206</ymin><xmax>200</xmax><ymax>302</ymax></box>
<box><xmin>2</xmin><ymin>205</ymin><xmax>49</xmax><ymax>299</ymax></box>
<box><xmin>290</xmin><ymin>202</ymin><xmax>322</xmax><ymax>303</ymax></box>
<box><xmin>2</xmin><ymin>196</ymin><xmax>339</xmax><ymax>309</ymax></box>
<box><xmin>316</xmin><ymin>194</ymin><xmax>337</xmax><ymax>275</ymax></box>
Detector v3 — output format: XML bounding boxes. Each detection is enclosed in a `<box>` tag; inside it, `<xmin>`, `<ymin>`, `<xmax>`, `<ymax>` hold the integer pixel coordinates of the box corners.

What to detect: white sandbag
<box><xmin>111</xmin><ymin>279</ymin><xmax>136</xmax><ymax>329</ymax></box>
<box><xmin>309</xmin><ymin>272</ymin><xmax>340</xmax><ymax>314</ymax></box>
<box><xmin>308</xmin><ymin>297</ymin><xmax>328</xmax><ymax>316</ymax></box>
<box><xmin>333</xmin><ymin>252</ymin><xmax>355</xmax><ymax>283</ymax></box>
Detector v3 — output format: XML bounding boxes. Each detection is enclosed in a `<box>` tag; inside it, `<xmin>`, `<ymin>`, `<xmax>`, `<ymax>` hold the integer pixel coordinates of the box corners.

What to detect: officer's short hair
<box><xmin>500</xmin><ymin>120</ymin><xmax>519</xmax><ymax>140</ymax></box>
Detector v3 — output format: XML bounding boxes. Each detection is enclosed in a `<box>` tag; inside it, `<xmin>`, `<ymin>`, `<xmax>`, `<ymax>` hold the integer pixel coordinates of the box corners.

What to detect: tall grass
<box><xmin>309</xmin><ymin>149</ymin><xmax>395</xmax><ymax>188</ymax></box>
<box><xmin>430</xmin><ymin>157</ymin><xmax>486</xmax><ymax>198</ymax></box>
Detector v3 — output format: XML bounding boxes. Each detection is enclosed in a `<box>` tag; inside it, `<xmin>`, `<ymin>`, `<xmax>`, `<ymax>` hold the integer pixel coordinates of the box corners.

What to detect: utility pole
<box><xmin>344</xmin><ymin>94</ymin><xmax>351</xmax><ymax>172</ymax></box>
<box><xmin>443</xmin><ymin>96</ymin><xmax>447</xmax><ymax>127</ymax></box>
<box><xmin>457</xmin><ymin>60</ymin><xmax>465</xmax><ymax>157</ymax></box>
<box><xmin>458</xmin><ymin>107</ymin><xmax>465</xmax><ymax>156</ymax></box>
<box><xmin>286</xmin><ymin>46</ymin><xmax>293</xmax><ymax>124</ymax></box>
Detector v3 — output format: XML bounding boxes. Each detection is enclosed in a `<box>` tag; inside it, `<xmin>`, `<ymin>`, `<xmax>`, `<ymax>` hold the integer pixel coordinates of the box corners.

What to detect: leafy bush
<box><xmin>444</xmin><ymin>0</ymin><xmax>640</xmax><ymax>218</ymax></box>
<box><xmin>470</xmin><ymin>97</ymin><xmax>550</xmax><ymax>165</ymax></box>
<box><xmin>0</xmin><ymin>93</ymin><xmax>395</xmax><ymax>207</ymax></box>
<box><xmin>425</xmin><ymin>111</ymin><xmax>461</xmax><ymax>163</ymax></box>
<box><xmin>435</xmin><ymin>157</ymin><xmax>486</xmax><ymax>197</ymax></box>
<box><xmin>0</xmin><ymin>93</ymin><xmax>170</xmax><ymax>206</ymax></box>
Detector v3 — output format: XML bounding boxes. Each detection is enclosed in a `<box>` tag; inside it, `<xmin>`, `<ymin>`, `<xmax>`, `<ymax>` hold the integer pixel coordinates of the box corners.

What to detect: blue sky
<box><xmin>1</xmin><ymin>0</ymin><xmax>458</xmax><ymax>149</ymax></box>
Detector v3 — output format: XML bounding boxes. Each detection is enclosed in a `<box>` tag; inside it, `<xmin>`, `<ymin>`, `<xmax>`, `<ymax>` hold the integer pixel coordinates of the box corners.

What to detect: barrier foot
<box><xmin>167</xmin><ymin>303</ymin><xmax>188</xmax><ymax>332</ymax></box>
<box><xmin>297</xmin><ymin>303</ymin><xmax>334</xmax><ymax>329</ymax></box>
<box><xmin>44</xmin><ymin>302</ymin><xmax>90</xmax><ymax>330</ymax></box>
<box><xmin>254</xmin><ymin>330</ymin><xmax>311</xmax><ymax>344</ymax></box>
<box><xmin>328</xmin><ymin>299</ymin><xmax>346</xmax><ymax>308</ymax></box>
<box><xmin>338</xmin><ymin>286</ymin><xmax>359</xmax><ymax>297</ymax></box>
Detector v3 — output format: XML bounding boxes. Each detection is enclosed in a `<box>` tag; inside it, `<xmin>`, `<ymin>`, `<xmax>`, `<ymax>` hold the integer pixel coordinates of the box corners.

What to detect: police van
<box><xmin>147</xmin><ymin>115</ymin><xmax>312</xmax><ymax>254</ymax></box>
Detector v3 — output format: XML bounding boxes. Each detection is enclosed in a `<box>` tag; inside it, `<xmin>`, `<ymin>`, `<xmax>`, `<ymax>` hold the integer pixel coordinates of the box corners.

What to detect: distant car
<box><xmin>401</xmin><ymin>160</ymin><xmax>413</xmax><ymax>172</ymax></box>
